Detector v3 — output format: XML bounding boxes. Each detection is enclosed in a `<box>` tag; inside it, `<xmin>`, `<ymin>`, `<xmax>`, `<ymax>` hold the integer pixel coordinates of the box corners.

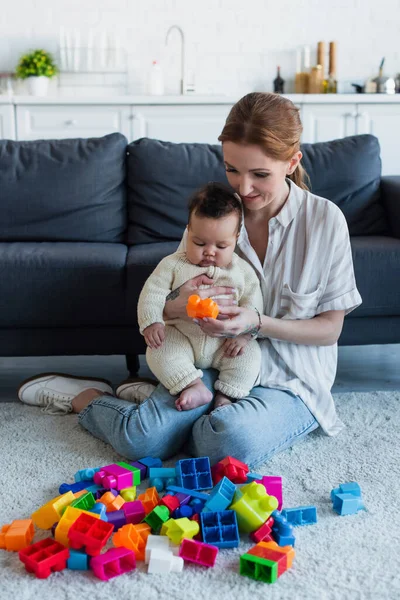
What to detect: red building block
<box><xmin>247</xmin><ymin>544</ymin><xmax>288</xmax><ymax>577</ymax></box>
<box><xmin>250</xmin><ymin>516</ymin><xmax>274</xmax><ymax>543</ymax></box>
<box><xmin>160</xmin><ymin>495</ymin><xmax>180</xmax><ymax>512</ymax></box>
<box><xmin>19</xmin><ymin>537</ymin><xmax>70</xmax><ymax>579</ymax></box>
<box><xmin>211</xmin><ymin>456</ymin><xmax>249</xmax><ymax>485</ymax></box>
<box><xmin>179</xmin><ymin>538</ymin><xmax>219</xmax><ymax>567</ymax></box>
<box><xmin>68</xmin><ymin>513</ymin><xmax>114</xmax><ymax>556</ymax></box>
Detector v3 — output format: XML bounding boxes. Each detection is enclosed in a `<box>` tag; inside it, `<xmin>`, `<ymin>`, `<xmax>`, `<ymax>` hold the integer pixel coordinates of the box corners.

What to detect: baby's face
<box><xmin>186</xmin><ymin>212</ymin><xmax>239</xmax><ymax>268</ymax></box>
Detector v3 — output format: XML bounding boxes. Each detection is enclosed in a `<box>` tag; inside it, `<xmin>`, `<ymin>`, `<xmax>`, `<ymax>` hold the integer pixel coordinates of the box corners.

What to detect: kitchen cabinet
<box><xmin>16</xmin><ymin>104</ymin><xmax>131</xmax><ymax>141</ymax></box>
<box><xmin>356</xmin><ymin>104</ymin><xmax>400</xmax><ymax>176</ymax></box>
<box><xmin>0</xmin><ymin>104</ymin><xmax>16</xmax><ymax>139</ymax></box>
<box><xmin>130</xmin><ymin>105</ymin><xmax>232</xmax><ymax>144</ymax></box>
<box><xmin>301</xmin><ymin>104</ymin><xmax>357</xmax><ymax>143</ymax></box>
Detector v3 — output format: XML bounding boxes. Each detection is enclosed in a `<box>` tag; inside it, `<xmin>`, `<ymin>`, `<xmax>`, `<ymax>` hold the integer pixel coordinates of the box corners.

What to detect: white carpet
<box><xmin>1</xmin><ymin>391</ymin><xmax>399</xmax><ymax>600</ymax></box>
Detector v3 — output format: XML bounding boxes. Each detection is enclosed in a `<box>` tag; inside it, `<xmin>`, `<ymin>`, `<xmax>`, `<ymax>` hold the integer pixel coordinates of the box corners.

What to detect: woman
<box><xmin>17</xmin><ymin>93</ymin><xmax>361</xmax><ymax>468</ymax></box>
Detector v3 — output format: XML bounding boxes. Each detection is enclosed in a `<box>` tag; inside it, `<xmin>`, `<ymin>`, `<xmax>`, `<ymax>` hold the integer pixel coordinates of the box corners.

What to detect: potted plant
<box><xmin>16</xmin><ymin>49</ymin><xmax>58</xmax><ymax>96</ymax></box>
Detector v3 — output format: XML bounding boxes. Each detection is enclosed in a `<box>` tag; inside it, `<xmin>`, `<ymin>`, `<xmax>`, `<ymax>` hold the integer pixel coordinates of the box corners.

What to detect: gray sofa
<box><xmin>0</xmin><ymin>133</ymin><xmax>399</xmax><ymax>376</ymax></box>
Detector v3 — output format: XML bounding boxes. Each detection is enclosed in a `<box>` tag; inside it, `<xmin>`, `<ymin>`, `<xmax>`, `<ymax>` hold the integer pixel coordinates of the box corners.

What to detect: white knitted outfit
<box><xmin>137</xmin><ymin>251</ymin><xmax>263</xmax><ymax>399</ymax></box>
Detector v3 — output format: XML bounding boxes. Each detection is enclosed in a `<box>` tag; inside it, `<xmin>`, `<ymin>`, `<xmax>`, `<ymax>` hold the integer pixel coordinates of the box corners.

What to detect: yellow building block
<box><xmin>0</xmin><ymin>519</ymin><xmax>35</xmax><ymax>551</ymax></box>
<box><xmin>55</xmin><ymin>506</ymin><xmax>100</xmax><ymax>547</ymax></box>
<box><xmin>120</xmin><ymin>486</ymin><xmax>137</xmax><ymax>502</ymax></box>
<box><xmin>31</xmin><ymin>492</ymin><xmax>75</xmax><ymax>529</ymax></box>
<box><xmin>230</xmin><ymin>482</ymin><xmax>279</xmax><ymax>533</ymax></box>
<box><xmin>160</xmin><ymin>518</ymin><xmax>199</xmax><ymax>545</ymax></box>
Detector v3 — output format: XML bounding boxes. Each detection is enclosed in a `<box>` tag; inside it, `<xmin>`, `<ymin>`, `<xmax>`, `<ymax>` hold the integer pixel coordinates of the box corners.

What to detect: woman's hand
<box><xmin>195</xmin><ymin>306</ymin><xmax>260</xmax><ymax>338</ymax></box>
<box><xmin>163</xmin><ymin>274</ymin><xmax>237</xmax><ymax>321</ymax></box>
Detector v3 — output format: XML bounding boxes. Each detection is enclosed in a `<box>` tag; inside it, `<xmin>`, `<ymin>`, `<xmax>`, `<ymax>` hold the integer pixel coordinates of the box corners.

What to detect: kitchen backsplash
<box><xmin>1</xmin><ymin>0</ymin><xmax>399</xmax><ymax>96</ymax></box>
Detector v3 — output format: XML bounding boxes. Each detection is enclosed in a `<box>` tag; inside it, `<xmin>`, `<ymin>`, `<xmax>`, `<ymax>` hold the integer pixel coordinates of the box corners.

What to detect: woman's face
<box><xmin>222</xmin><ymin>141</ymin><xmax>301</xmax><ymax>214</ymax></box>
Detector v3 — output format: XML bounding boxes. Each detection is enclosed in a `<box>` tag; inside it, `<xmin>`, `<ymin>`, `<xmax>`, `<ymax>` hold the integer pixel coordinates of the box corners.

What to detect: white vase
<box><xmin>26</xmin><ymin>76</ymin><xmax>49</xmax><ymax>97</ymax></box>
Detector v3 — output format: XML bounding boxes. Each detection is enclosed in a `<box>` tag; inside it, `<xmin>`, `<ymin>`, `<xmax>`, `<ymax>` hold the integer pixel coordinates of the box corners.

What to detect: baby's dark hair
<box><xmin>188</xmin><ymin>182</ymin><xmax>242</xmax><ymax>232</ymax></box>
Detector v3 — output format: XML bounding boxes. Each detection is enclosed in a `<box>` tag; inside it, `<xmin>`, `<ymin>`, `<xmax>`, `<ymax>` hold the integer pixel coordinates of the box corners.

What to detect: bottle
<box><xmin>273</xmin><ymin>66</ymin><xmax>285</xmax><ymax>94</ymax></box>
<box><xmin>294</xmin><ymin>46</ymin><xmax>310</xmax><ymax>93</ymax></box>
<box><xmin>309</xmin><ymin>65</ymin><xmax>323</xmax><ymax>93</ymax></box>
<box><xmin>148</xmin><ymin>60</ymin><xmax>164</xmax><ymax>95</ymax></box>
<box><xmin>324</xmin><ymin>42</ymin><xmax>337</xmax><ymax>93</ymax></box>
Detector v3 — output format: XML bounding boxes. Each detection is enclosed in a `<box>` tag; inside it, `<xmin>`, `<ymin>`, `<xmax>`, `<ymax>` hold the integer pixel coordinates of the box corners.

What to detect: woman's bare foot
<box><xmin>175</xmin><ymin>379</ymin><xmax>213</xmax><ymax>411</ymax></box>
<box><xmin>214</xmin><ymin>392</ymin><xmax>232</xmax><ymax>409</ymax></box>
<box><xmin>72</xmin><ymin>388</ymin><xmax>108</xmax><ymax>413</ymax></box>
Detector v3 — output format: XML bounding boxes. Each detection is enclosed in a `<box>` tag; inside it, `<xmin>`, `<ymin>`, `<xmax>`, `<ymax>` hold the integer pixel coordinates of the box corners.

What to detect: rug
<box><xmin>0</xmin><ymin>391</ymin><xmax>399</xmax><ymax>600</ymax></box>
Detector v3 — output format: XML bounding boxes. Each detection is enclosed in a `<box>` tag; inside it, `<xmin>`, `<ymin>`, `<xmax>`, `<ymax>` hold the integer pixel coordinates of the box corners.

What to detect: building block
<box><xmin>31</xmin><ymin>492</ymin><xmax>75</xmax><ymax>529</ymax></box>
<box><xmin>120</xmin><ymin>486</ymin><xmax>137</xmax><ymax>502</ymax></box>
<box><xmin>89</xmin><ymin>502</ymin><xmax>108</xmax><ymax>520</ymax></box>
<box><xmin>271</xmin><ymin>512</ymin><xmax>295</xmax><ymax>547</ymax></box>
<box><xmin>55</xmin><ymin>506</ymin><xmax>100</xmax><ymax>547</ymax></box>
<box><xmin>19</xmin><ymin>537</ymin><xmax>70</xmax><ymax>579</ymax></box>
<box><xmin>74</xmin><ymin>467</ymin><xmax>101</xmax><ymax>483</ymax></box>
<box><xmin>186</xmin><ymin>294</ymin><xmax>219</xmax><ymax>319</ymax></box>
<box><xmin>176</xmin><ymin>457</ymin><xmax>213</xmax><ymax>490</ymax></box>
<box><xmin>84</xmin><ymin>483</ymin><xmax>103</xmax><ymax>495</ymax></box>
<box><xmin>203</xmin><ymin>477</ymin><xmax>236</xmax><ymax>512</ymax></box>
<box><xmin>129</xmin><ymin>460</ymin><xmax>147</xmax><ymax>480</ymax></box>
<box><xmin>250</xmin><ymin>517</ymin><xmax>274</xmax><ymax>543</ymax></box>
<box><xmin>230</xmin><ymin>482</ymin><xmax>279</xmax><ymax>533</ymax></box>
<box><xmin>211</xmin><ymin>456</ymin><xmax>249</xmax><ymax>485</ymax></box>
<box><xmin>137</xmin><ymin>457</ymin><xmax>163</xmax><ymax>471</ymax></box>
<box><xmin>113</xmin><ymin>523</ymin><xmax>151</xmax><ymax>561</ymax></box>
<box><xmin>257</xmin><ymin>540</ymin><xmax>296</xmax><ymax>569</ymax></box>
<box><xmin>246</xmin><ymin>472</ymin><xmax>263</xmax><ymax>482</ymax></box>
<box><xmin>68</xmin><ymin>513</ymin><xmax>114</xmax><ymax>556</ymax></box>
<box><xmin>247</xmin><ymin>544</ymin><xmax>288</xmax><ymax>576</ymax></box>
<box><xmin>160</xmin><ymin>494</ymin><xmax>180</xmax><ymax>512</ymax></box>
<box><xmin>161</xmin><ymin>517</ymin><xmax>200</xmax><ymax>545</ymax></box>
<box><xmin>116</xmin><ymin>461</ymin><xmax>141</xmax><ymax>485</ymax></box>
<box><xmin>0</xmin><ymin>519</ymin><xmax>35</xmax><ymax>551</ymax></box>
<box><xmin>144</xmin><ymin>505</ymin><xmax>170</xmax><ymax>531</ymax></box>
<box><xmin>148</xmin><ymin>548</ymin><xmax>184</xmax><ymax>574</ymax></box>
<box><xmin>190</xmin><ymin>498</ymin><xmax>206</xmax><ymax>514</ymax></box>
<box><xmin>149</xmin><ymin>467</ymin><xmax>177</xmax><ymax>480</ymax></box>
<box><xmin>123</xmin><ymin>500</ymin><xmax>146</xmax><ymax>524</ymax></box>
<box><xmin>97</xmin><ymin>491</ymin><xmax>125</xmax><ymax>512</ymax></box>
<box><xmin>331</xmin><ymin>482</ymin><xmax>364</xmax><ymax>515</ymax></box>
<box><xmin>256</xmin><ymin>476</ymin><xmax>283</xmax><ymax>511</ymax></box>
<box><xmin>70</xmin><ymin>491</ymin><xmax>95</xmax><ymax>512</ymax></box>
<box><xmin>67</xmin><ymin>549</ymin><xmax>89</xmax><ymax>570</ymax></box>
<box><xmin>179</xmin><ymin>538</ymin><xmax>219</xmax><ymax>567</ymax></box>
<box><xmin>145</xmin><ymin>534</ymin><xmax>171</xmax><ymax>563</ymax></box>
<box><xmin>190</xmin><ymin>513</ymin><xmax>203</xmax><ymax>541</ymax></box>
<box><xmin>106</xmin><ymin>509</ymin><xmax>126</xmax><ymax>531</ymax></box>
<box><xmin>281</xmin><ymin>506</ymin><xmax>317</xmax><ymax>526</ymax></box>
<box><xmin>174</xmin><ymin>492</ymin><xmax>191</xmax><ymax>506</ymax></box>
<box><xmin>137</xmin><ymin>487</ymin><xmax>160</xmax><ymax>514</ymax></box>
<box><xmin>59</xmin><ymin>481</ymin><xmax>89</xmax><ymax>495</ymax></box>
<box><xmin>91</xmin><ymin>547</ymin><xmax>136</xmax><ymax>581</ymax></box>
<box><xmin>166</xmin><ymin>485</ymin><xmax>209</xmax><ymax>501</ymax></box>
<box><xmin>173</xmin><ymin>505</ymin><xmax>194</xmax><ymax>519</ymax></box>
<box><xmin>240</xmin><ymin>553</ymin><xmax>279</xmax><ymax>584</ymax></box>
<box><xmin>200</xmin><ymin>511</ymin><xmax>239</xmax><ymax>548</ymax></box>
<box><xmin>94</xmin><ymin>464</ymin><xmax>133</xmax><ymax>490</ymax></box>
<box><xmin>94</xmin><ymin>487</ymin><xmax>117</xmax><ymax>500</ymax></box>
<box><xmin>331</xmin><ymin>481</ymin><xmax>362</xmax><ymax>500</ymax></box>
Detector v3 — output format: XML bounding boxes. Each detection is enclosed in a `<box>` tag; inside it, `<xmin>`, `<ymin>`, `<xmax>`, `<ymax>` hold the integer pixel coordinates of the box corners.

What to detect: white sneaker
<box><xmin>17</xmin><ymin>373</ymin><xmax>114</xmax><ymax>415</ymax></box>
<box><xmin>115</xmin><ymin>378</ymin><xmax>157</xmax><ymax>404</ymax></box>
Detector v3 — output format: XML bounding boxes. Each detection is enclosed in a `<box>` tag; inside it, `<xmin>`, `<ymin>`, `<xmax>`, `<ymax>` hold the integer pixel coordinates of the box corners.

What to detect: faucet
<box><xmin>165</xmin><ymin>25</ymin><xmax>186</xmax><ymax>95</ymax></box>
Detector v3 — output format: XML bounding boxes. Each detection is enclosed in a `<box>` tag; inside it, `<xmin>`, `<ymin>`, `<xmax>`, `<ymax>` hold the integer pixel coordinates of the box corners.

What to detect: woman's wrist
<box><xmin>250</xmin><ymin>307</ymin><xmax>263</xmax><ymax>339</ymax></box>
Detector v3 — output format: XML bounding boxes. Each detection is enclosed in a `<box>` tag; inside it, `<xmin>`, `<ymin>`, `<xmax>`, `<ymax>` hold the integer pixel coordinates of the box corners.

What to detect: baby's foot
<box><xmin>175</xmin><ymin>380</ymin><xmax>213</xmax><ymax>411</ymax></box>
<box><xmin>214</xmin><ymin>392</ymin><xmax>232</xmax><ymax>409</ymax></box>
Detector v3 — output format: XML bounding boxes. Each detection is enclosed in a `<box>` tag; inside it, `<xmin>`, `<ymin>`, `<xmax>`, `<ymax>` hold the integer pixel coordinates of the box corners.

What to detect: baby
<box><xmin>137</xmin><ymin>182</ymin><xmax>263</xmax><ymax>411</ymax></box>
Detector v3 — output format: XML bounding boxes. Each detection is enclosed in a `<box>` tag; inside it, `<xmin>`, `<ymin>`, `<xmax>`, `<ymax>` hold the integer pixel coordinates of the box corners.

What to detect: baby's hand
<box><xmin>143</xmin><ymin>323</ymin><xmax>165</xmax><ymax>349</ymax></box>
<box><xmin>223</xmin><ymin>333</ymin><xmax>252</xmax><ymax>357</ymax></box>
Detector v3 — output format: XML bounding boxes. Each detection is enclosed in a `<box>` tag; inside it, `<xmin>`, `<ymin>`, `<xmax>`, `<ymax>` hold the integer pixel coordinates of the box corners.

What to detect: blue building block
<box><xmin>331</xmin><ymin>482</ymin><xmax>361</xmax><ymax>501</ymax></box>
<box><xmin>200</xmin><ymin>510</ymin><xmax>239</xmax><ymax>548</ymax></box>
<box><xmin>166</xmin><ymin>485</ymin><xmax>209</xmax><ymax>501</ymax></box>
<box><xmin>59</xmin><ymin>480</ymin><xmax>88</xmax><ymax>494</ymax></box>
<box><xmin>271</xmin><ymin>511</ymin><xmax>295</xmax><ymax>547</ymax></box>
<box><xmin>190</xmin><ymin>498</ymin><xmax>206</xmax><ymax>514</ymax></box>
<box><xmin>173</xmin><ymin>505</ymin><xmax>194</xmax><ymax>519</ymax></box>
<box><xmin>74</xmin><ymin>467</ymin><xmax>101</xmax><ymax>483</ymax></box>
<box><xmin>84</xmin><ymin>483</ymin><xmax>103</xmax><ymax>495</ymax></box>
<box><xmin>89</xmin><ymin>502</ymin><xmax>108</xmax><ymax>521</ymax></box>
<box><xmin>331</xmin><ymin>482</ymin><xmax>364</xmax><ymax>515</ymax></box>
<box><xmin>203</xmin><ymin>477</ymin><xmax>236</xmax><ymax>512</ymax></box>
<box><xmin>67</xmin><ymin>550</ymin><xmax>90</xmax><ymax>570</ymax></box>
<box><xmin>246</xmin><ymin>472</ymin><xmax>263</xmax><ymax>483</ymax></box>
<box><xmin>176</xmin><ymin>457</ymin><xmax>213</xmax><ymax>490</ymax></box>
<box><xmin>137</xmin><ymin>456</ymin><xmax>163</xmax><ymax>471</ymax></box>
<box><xmin>281</xmin><ymin>506</ymin><xmax>317</xmax><ymax>526</ymax></box>
<box><xmin>149</xmin><ymin>468</ymin><xmax>177</xmax><ymax>492</ymax></box>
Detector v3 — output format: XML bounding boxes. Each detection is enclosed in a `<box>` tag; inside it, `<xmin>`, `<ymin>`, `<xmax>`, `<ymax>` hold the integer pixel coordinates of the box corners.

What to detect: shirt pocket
<box><xmin>280</xmin><ymin>283</ymin><xmax>323</xmax><ymax>320</ymax></box>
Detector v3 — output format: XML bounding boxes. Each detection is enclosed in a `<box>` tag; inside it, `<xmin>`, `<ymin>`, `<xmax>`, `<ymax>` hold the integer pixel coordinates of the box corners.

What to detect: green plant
<box><xmin>16</xmin><ymin>49</ymin><xmax>58</xmax><ymax>79</ymax></box>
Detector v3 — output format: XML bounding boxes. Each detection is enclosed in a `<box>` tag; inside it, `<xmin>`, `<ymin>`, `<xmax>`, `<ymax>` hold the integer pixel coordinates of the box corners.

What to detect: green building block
<box><xmin>144</xmin><ymin>505</ymin><xmax>170</xmax><ymax>531</ymax></box>
<box><xmin>70</xmin><ymin>492</ymin><xmax>95</xmax><ymax>512</ymax></box>
<box><xmin>117</xmin><ymin>461</ymin><xmax>141</xmax><ymax>485</ymax></box>
<box><xmin>240</xmin><ymin>553</ymin><xmax>278</xmax><ymax>584</ymax></box>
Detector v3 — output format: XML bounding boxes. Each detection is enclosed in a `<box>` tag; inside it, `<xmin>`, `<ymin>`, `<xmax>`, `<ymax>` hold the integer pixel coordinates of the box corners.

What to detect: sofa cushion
<box><xmin>126</xmin><ymin>138</ymin><xmax>226</xmax><ymax>244</ymax></box>
<box><xmin>0</xmin><ymin>133</ymin><xmax>127</xmax><ymax>242</ymax></box>
<box><xmin>0</xmin><ymin>242</ymin><xmax>128</xmax><ymax>327</ymax></box>
<box><xmin>351</xmin><ymin>236</ymin><xmax>400</xmax><ymax>317</ymax></box>
<box><xmin>301</xmin><ymin>134</ymin><xmax>388</xmax><ymax>236</ymax></box>
<box><xmin>127</xmin><ymin>134</ymin><xmax>388</xmax><ymax>245</ymax></box>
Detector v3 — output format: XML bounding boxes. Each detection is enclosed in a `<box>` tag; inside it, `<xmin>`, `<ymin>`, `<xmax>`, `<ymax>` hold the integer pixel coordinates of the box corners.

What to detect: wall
<box><xmin>1</xmin><ymin>0</ymin><xmax>399</xmax><ymax>96</ymax></box>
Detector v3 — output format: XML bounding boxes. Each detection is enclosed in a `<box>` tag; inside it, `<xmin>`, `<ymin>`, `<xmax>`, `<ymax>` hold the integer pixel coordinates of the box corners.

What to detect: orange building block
<box><xmin>31</xmin><ymin>492</ymin><xmax>75</xmax><ymax>530</ymax></box>
<box><xmin>257</xmin><ymin>540</ymin><xmax>295</xmax><ymax>569</ymax></box>
<box><xmin>0</xmin><ymin>519</ymin><xmax>35</xmax><ymax>551</ymax></box>
<box><xmin>186</xmin><ymin>295</ymin><xmax>219</xmax><ymax>320</ymax></box>
<box><xmin>137</xmin><ymin>487</ymin><xmax>160</xmax><ymax>514</ymax></box>
<box><xmin>97</xmin><ymin>492</ymin><xmax>125</xmax><ymax>512</ymax></box>
<box><xmin>113</xmin><ymin>523</ymin><xmax>151</xmax><ymax>561</ymax></box>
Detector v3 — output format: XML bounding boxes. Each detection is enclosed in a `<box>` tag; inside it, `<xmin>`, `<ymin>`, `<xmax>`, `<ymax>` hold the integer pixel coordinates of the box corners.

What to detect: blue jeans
<box><xmin>79</xmin><ymin>369</ymin><xmax>318</xmax><ymax>469</ymax></box>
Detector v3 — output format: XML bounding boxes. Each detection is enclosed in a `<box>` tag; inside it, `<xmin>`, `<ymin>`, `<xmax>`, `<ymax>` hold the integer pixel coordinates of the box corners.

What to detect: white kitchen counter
<box><xmin>1</xmin><ymin>93</ymin><xmax>400</xmax><ymax>105</ymax></box>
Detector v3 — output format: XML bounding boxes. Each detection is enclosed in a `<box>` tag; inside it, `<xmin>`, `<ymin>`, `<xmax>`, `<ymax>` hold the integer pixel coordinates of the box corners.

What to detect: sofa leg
<box><xmin>125</xmin><ymin>354</ymin><xmax>140</xmax><ymax>376</ymax></box>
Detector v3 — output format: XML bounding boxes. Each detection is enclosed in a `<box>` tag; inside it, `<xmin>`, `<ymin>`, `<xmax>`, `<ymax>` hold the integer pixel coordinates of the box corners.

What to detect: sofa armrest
<box><xmin>381</xmin><ymin>176</ymin><xmax>400</xmax><ymax>238</ymax></box>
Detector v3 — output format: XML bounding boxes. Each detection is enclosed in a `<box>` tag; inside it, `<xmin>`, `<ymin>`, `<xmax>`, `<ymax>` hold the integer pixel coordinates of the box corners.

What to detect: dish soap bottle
<box><xmin>148</xmin><ymin>60</ymin><xmax>164</xmax><ymax>95</ymax></box>
<box><xmin>273</xmin><ymin>66</ymin><xmax>285</xmax><ymax>94</ymax></box>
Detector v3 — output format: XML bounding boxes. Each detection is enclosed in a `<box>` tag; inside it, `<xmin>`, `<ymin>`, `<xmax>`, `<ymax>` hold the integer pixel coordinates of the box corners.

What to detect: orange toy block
<box><xmin>0</xmin><ymin>519</ymin><xmax>35</xmax><ymax>551</ymax></box>
<box><xmin>137</xmin><ymin>487</ymin><xmax>160</xmax><ymax>514</ymax></box>
<box><xmin>97</xmin><ymin>491</ymin><xmax>125</xmax><ymax>512</ymax></box>
<box><xmin>257</xmin><ymin>540</ymin><xmax>295</xmax><ymax>569</ymax></box>
<box><xmin>113</xmin><ymin>523</ymin><xmax>151</xmax><ymax>561</ymax></box>
<box><xmin>186</xmin><ymin>295</ymin><xmax>219</xmax><ymax>320</ymax></box>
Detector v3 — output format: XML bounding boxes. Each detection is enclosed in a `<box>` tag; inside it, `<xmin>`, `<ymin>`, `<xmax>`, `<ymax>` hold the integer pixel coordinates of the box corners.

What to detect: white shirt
<box><xmin>236</xmin><ymin>180</ymin><xmax>362</xmax><ymax>435</ymax></box>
